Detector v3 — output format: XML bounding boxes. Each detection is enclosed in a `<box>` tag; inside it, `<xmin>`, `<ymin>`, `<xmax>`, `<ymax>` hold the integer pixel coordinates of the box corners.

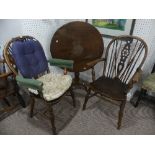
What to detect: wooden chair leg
<box><xmin>134</xmin><ymin>89</ymin><xmax>147</xmax><ymax>108</ymax></box>
<box><xmin>14</xmin><ymin>80</ymin><xmax>26</xmax><ymax>108</ymax></box>
<box><xmin>3</xmin><ymin>98</ymin><xmax>11</xmax><ymax>106</ymax></box>
<box><xmin>117</xmin><ymin>100</ymin><xmax>126</xmax><ymax>130</ymax></box>
<box><xmin>70</xmin><ymin>87</ymin><xmax>76</xmax><ymax>107</ymax></box>
<box><xmin>49</xmin><ymin>105</ymin><xmax>57</xmax><ymax>135</ymax></box>
<box><xmin>16</xmin><ymin>91</ymin><xmax>26</xmax><ymax>108</ymax></box>
<box><xmin>83</xmin><ymin>88</ymin><xmax>91</xmax><ymax>110</ymax></box>
<box><xmin>30</xmin><ymin>97</ymin><xmax>35</xmax><ymax>118</ymax></box>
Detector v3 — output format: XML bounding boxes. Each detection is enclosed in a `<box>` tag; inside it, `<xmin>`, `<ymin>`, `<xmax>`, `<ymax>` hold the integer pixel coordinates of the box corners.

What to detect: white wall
<box><xmin>0</xmin><ymin>19</ymin><xmax>22</xmax><ymax>48</ymax></box>
<box><xmin>21</xmin><ymin>19</ymin><xmax>84</xmax><ymax>58</ymax></box>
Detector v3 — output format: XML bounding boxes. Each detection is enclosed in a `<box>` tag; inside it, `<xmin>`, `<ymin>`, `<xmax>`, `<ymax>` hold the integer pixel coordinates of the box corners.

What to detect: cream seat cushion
<box><xmin>142</xmin><ymin>73</ymin><xmax>155</xmax><ymax>92</ymax></box>
<box><xmin>29</xmin><ymin>73</ymin><xmax>72</xmax><ymax>101</ymax></box>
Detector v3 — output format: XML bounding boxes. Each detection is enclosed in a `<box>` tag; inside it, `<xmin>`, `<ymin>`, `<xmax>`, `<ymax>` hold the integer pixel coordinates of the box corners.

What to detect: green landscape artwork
<box><xmin>92</xmin><ymin>19</ymin><xmax>127</xmax><ymax>31</ymax></box>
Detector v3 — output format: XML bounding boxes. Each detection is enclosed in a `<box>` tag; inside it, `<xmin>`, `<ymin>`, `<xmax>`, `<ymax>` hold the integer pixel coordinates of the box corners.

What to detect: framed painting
<box><xmin>86</xmin><ymin>19</ymin><xmax>136</xmax><ymax>38</ymax></box>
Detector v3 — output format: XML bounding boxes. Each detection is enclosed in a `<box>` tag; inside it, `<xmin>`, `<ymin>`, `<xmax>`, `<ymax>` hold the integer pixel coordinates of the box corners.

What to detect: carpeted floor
<box><xmin>0</xmin><ymin>89</ymin><xmax>155</xmax><ymax>135</ymax></box>
<box><xmin>0</xmin><ymin>96</ymin><xmax>22</xmax><ymax>121</ymax></box>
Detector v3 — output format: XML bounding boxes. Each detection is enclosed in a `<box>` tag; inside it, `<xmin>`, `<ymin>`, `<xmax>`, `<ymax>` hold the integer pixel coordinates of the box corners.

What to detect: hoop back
<box><xmin>103</xmin><ymin>35</ymin><xmax>148</xmax><ymax>84</ymax></box>
<box><xmin>3</xmin><ymin>36</ymin><xmax>49</xmax><ymax>78</ymax></box>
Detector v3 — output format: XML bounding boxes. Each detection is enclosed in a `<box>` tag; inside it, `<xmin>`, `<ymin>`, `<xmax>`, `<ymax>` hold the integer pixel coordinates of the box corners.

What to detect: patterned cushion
<box><xmin>29</xmin><ymin>73</ymin><xmax>72</xmax><ymax>101</ymax></box>
<box><xmin>142</xmin><ymin>73</ymin><xmax>155</xmax><ymax>92</ymax></box>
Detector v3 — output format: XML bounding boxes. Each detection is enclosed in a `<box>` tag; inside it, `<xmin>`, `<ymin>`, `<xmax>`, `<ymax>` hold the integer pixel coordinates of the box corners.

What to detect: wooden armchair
<box><xmin>0</xmin><ymin>58</ymin><xmax>25</xmax><ymax>112</ymax></box>
<box><xmin>82</xmin><ymin>35</ymin><xmax>148</xmax><ymax>129</ymax></box>
<box><xmin>3</xmin><ymin>36</ymin><xmax>75</xmax><ymax>134</ymax></box>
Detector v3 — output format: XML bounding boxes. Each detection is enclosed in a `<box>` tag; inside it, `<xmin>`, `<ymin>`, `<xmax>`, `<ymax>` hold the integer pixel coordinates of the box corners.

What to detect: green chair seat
<box><xmin>142</xmin><ymin>73</ymin><xmax>155</xmax><ymax>92</ymax></box>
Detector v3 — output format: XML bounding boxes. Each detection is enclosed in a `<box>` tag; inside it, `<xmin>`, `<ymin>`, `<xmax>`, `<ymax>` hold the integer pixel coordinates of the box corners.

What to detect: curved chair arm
<box><xmin>86</xmin><ymin>58</ymin><xmax>106</xmax><ymax>67</ymax></box>
<box><xmin>48</xmin><ymin>58</ymin><xmax>74</xmax><ymax>69</ymax></box>
<box><xmin>0</xmin><ymin>58</ymin><xmax>14</xmax><ymax>79</ymax></box>
<box><xmin>0</xmin><ymin>59</ymin><xmax>13</xmax><ymax>88</ymax></box>
<box><xmin>0</xmin><ymin>71</ymin><xmax>13</xmax><ymax>78</ymax></box>
<box><xmin>48</xmin><ymin>58</ymin><xmax>74</xmax><ymax>75</ymax></box>
<box><xmin>85</xmin><ymin>58</ymin><xmax>106</xmax><ymax>82</ymax></box>
<box><xmin>16</xmin><ymin>76</ymin><xmax>43</xmax><ymax>92</ymax></box>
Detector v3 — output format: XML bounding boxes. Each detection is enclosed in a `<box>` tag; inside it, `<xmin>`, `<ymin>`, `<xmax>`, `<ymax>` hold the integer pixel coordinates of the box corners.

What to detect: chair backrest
<box><xmin>103</xmin><ymin>35</ymin><xmax>148</xmax><ymax>84</ymax></box>
<box><xmin>0</xmin><ymin>59</ymin><xmax>6</xmax><ymax>74</ymax></box>
<box><xmin>4</xmin><ymin>36</ymin><xmax>48</xmax><ymax>78</ymax></box>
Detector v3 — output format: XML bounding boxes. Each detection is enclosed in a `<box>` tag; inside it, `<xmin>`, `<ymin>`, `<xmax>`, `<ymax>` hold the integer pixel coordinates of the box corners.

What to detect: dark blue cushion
<box><xmin>11</xmin><ymin>39</ymin><xmax>48</xmax><ymax>78</ymax></box>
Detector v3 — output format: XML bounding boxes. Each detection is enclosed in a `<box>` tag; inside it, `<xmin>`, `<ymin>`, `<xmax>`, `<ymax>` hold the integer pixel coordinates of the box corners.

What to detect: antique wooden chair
<box><xmin>134</xmin><ymin>63</ymin><xmax>155</xmax><ymax>107</ymax></box>
<box><xmin>3</xmin><ymin>36</ymin><xmax>75</xmax><ymax>134</ymax></box>
<box><xmin>0</xmin><ymin>58</ymin><xmax>26</xmax><ymax>112</ymax></box>
<box><xmin>82</xmin><ymin>35</ymin><xmax>148</xmax><ymax>129</ymax></box>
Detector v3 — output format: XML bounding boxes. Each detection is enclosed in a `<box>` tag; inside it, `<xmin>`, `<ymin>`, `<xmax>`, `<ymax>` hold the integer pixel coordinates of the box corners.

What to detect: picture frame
<box><xmin>86</xmin><ymin>19</ymin><xmax>136</xmax><ymax>38</ymax></box>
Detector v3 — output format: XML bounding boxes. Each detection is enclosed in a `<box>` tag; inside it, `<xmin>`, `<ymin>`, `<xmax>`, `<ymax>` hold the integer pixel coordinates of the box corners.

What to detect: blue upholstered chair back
<box><xmin>11</xmin><ymin>39</ymin><xmax>48</xmax><ymax>78</ymax></box>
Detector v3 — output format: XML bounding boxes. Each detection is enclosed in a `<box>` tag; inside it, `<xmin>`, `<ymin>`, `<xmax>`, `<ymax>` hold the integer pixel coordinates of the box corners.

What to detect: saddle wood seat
<box><xmin>90</xmin><ymin>77</ymin><xmax>128</xmax><ymax>101</ymax></box>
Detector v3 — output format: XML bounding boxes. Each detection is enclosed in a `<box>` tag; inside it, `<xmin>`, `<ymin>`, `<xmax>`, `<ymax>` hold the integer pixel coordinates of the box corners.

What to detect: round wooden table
<box><xmin>50</xmin><ymin>21</ymin><xmax>104</xmax><ymax>88</ymax></box>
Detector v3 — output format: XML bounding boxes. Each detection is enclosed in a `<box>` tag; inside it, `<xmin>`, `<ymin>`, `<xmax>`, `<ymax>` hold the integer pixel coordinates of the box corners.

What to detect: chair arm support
<box><xmin>48</xmin><ymin>58</ymin><xmax>74</xmax><ymax>69</ymax></box>
<box><xmin>0</xmin><ymin>71</ymin><xmax>13</xmax><ymax>78</ymax></box>
<box><xmin>128</xmin><ymin>68</ymin><xmax>142</xmax><ymax>89</ymax></box>
<box><xmin>16</xmin><ymin>76</ymin><xmax>43</xmax><ymax>91</ymax></box>
<box><xmin>132</xmin><ymin>68</ymin><xmax>142</xmax><ymax>83</ymax></box>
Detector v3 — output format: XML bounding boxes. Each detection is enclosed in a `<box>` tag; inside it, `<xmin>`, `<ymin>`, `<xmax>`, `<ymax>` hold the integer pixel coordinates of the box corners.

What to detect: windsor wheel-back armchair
<box><xmin>4</xmin><ymin>36</ymin><xmax>75</xmax><ymax>134</ymax></box>
<box><xmin>83</xmin><ymin>35</ymin><xmax>148</xmax><ymax>129</ymax></box>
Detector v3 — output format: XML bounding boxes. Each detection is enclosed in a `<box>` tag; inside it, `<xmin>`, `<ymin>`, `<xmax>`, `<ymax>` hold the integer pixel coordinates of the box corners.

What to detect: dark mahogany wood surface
<box><xmin>50</xmin><ymin>21</ymin><xmax>104</xmax><ymax>72</ymax></box>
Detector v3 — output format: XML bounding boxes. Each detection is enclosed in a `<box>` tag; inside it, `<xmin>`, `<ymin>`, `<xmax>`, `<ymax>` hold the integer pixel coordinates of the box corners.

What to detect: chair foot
<box><xmin>16</xmin><ymin>92</ymin><xmax>26</xmax><ymax>108</ymax></box>
<box><xmin>30</xmin><ymin>97</ymin><xmax>35</xmax><ymax>118</ymax></box>
<box><xmin>117</xmin><ymin>101</ymin><xmax>126</xmax><ymax>129</ymax></box>
<box><xmin>134</xmin><ymin>100</ymin><xmax>140</xmax><ymax>108</ymax></box>
<box><xmin>3</xmin><ymin>98</ymin><xmax>11</xmax><ymax>107</ymax></box>
<box><xmin>49</xmin><ymin>106</ymin><xmax>57</xmax><ymax>135</ymax></box>
<box><xmin>82</xmin><ymin>88</ymin><xmax>91</xmax><ymax>110</ymax></box>
<box><xmin>134</xmin><ymin>89</ymin><xmax>147</xmax><ymax>108</ymax></box>
<box><xmin>70</xmin><ymin>87</ymin><xmax>76</xmax><ymax>107</ymax></box>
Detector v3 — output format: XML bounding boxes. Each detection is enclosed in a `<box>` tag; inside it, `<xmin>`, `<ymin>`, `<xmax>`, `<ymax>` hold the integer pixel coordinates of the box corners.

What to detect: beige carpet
<box><xmin>0</xmin><ymin>90</ymin><xmax>155</xmax><ymax>135</ymax></box>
